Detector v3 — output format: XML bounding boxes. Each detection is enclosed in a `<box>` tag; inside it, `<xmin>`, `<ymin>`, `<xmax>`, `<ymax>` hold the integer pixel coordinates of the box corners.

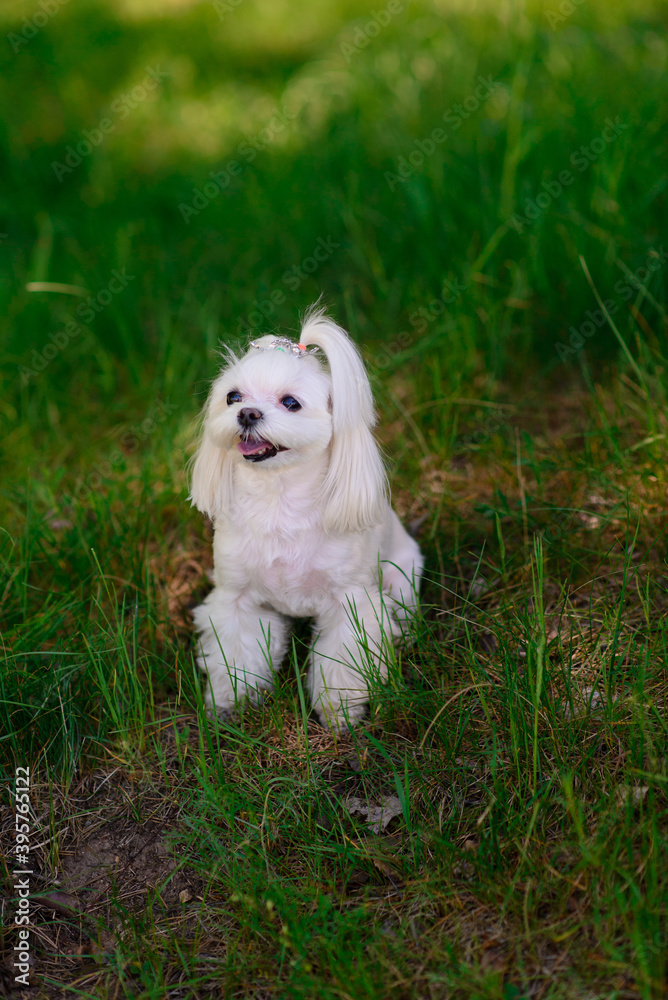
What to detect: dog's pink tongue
<box><xmin>238</xmin><ymin>439</ymin><xmax>270</xmax><ymax>455</ymax></box>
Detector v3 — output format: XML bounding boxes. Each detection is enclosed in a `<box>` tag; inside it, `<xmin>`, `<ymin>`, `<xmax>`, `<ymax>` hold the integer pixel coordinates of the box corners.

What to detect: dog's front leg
<box><xmin>193</xmin><ymin>589</ymin><xmax>288</xmax><ymax>717</ymax></box>
<box><xmin>307</xmin><ymin>590</ymin><xmax>395</xmax><ymax>730</ymax></box>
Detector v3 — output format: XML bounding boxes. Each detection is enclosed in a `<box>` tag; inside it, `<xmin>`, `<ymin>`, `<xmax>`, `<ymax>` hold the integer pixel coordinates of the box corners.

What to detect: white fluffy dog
<box><xmin>190</xmin><ymin>306</ymin><xmax>423</xmax><ymax>728</ymax></box>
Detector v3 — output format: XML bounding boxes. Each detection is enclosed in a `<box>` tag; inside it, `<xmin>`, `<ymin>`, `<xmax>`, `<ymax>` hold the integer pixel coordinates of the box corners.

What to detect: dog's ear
<box><xmin>189</xmin><ymin>413</ymin><xmax>234</xmax><ymax>521</ymax></box>
<box><xmin>318</xmin><ymin>424</ymin><xmax>387</xmax><ymax>534</ymax></box>
<box><xmin>300</xmin><ymin>306</ymin><xmax>387</xmax><ymax>533</ymax></box>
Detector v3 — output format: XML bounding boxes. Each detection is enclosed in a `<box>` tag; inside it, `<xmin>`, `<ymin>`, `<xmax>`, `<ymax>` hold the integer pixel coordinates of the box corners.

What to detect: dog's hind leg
<box><xmin>379</xmin><ymin>509</ymin><xmax>424</xmax><ymax>627</ymax></box>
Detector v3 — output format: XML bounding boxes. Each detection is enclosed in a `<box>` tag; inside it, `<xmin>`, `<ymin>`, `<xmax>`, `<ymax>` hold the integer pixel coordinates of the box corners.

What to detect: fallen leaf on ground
<box><xmin>344</xmin><ymin>794</ymin><xmax>403</xmax><ymax>833</ymax></box>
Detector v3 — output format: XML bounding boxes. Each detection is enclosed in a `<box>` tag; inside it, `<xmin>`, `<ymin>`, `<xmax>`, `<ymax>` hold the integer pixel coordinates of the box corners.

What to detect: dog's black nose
<box><xmin>238</xmin><ymin>407</ymin><xmax>263</xmax><ymax>428</ymax></box>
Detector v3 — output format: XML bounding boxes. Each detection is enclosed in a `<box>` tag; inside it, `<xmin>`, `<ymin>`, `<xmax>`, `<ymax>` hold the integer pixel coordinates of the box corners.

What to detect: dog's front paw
<box><xmin>203</xmin><ymin>679</ymin><xmax>270</xmax><ymax>721</ymax></box>
<box><xmin>204</xmin><ymin>694</ymin><xmax>236</xmax><ymax>722</ymax></box>
<box><xmin>314</xmin><ymin>696</ymin><xmax>367</xmax><ymax>733</ymax></box>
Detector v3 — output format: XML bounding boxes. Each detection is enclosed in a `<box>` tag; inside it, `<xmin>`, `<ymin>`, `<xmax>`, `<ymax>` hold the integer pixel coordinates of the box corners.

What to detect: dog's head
<box><xmin>190</xmin><ymin>306</ymin><xmax>387</xmax><ymax>533</ymax></box>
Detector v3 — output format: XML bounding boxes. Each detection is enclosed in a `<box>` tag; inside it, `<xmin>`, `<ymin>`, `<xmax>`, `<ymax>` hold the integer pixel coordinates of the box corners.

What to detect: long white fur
<box><xmin>190</xmin><ymin>305</ymin><xmax>423</xmax><ymax>729</ymax></box>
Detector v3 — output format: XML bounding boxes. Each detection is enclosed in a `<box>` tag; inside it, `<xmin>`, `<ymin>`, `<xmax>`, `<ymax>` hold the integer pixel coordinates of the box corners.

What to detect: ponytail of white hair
<box><xmin>299</xmin><ymin>306</ymin><xmax>387</xmax><ymax>534</ymax></box>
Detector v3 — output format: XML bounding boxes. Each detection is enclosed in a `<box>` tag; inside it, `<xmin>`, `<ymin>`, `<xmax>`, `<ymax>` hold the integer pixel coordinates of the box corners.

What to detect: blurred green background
<box><xmin>1</xmin><ymin>0</ymin><xmax>667</xmax><ymax>486</ymax></box>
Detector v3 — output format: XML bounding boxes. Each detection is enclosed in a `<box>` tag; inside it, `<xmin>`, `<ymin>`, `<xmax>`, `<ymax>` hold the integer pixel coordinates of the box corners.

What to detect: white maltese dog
<box><xmin>190</xmin><ymin>306</ymin><xmax>423</xmax><ymax>729</ymax></box>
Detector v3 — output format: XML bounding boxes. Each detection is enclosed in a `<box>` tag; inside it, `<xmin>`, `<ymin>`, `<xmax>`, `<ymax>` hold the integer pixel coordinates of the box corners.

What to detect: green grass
<box><xmin>1</xmin><ymin>0</ymin><xmax>667</xmax><ymax>996</ymax></box>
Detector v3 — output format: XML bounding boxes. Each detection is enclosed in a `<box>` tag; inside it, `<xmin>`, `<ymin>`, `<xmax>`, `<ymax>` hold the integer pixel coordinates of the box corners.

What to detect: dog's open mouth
<box><xmin>238</xmin><ymin>437</ymin><xmax>288</xmax><ymax>463</ymax></box>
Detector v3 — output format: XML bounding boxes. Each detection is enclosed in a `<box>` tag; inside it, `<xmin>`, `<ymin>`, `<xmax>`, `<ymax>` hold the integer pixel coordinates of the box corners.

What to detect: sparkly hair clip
<box><xmin>250</xmin><ymin>336</ymin><xmax>320</xmax><ymax>357</ymax></box>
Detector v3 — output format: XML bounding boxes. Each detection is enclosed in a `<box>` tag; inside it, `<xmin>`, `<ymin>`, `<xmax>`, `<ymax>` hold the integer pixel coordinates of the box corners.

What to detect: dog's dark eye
<box><xmin>281</xmin><ymin>396</ymin><xmax>301</xmax><ymax>412</ymax></box>
<box><xmin>227</xmin><ymin>390</ymin><xmax>242</xmax><ymax>405</ymax></box>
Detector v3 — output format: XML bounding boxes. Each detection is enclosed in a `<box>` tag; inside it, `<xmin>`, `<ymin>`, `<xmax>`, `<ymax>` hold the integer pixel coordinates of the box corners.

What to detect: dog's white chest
<box><xmin>259</xmin><ymin>556</ymin><xmax>333</xmax><ymax>616</ymax></box>
<box><xmin>214</xmin><ymin>520</ymin><xmax>343</xmax><ymax>617</ymax></box>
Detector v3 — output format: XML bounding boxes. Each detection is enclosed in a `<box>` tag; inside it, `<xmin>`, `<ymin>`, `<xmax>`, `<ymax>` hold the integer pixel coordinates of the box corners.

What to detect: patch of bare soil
<box><xmin>1</xmin><ymin>735</ymin><xmax>201</xmax><ymax>999</ymax></box>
